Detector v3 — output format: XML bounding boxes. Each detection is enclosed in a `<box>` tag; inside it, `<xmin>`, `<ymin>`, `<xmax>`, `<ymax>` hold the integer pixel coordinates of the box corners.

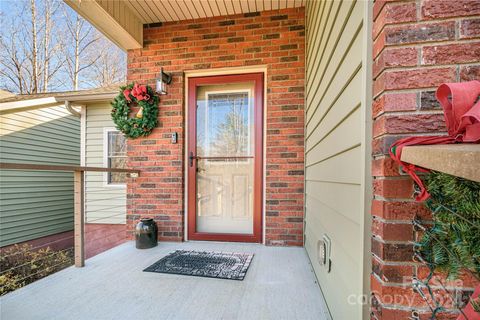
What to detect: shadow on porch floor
<box><xmin>0</xmin><ymin>241</ymin><xmax>331</xmax><ymax>320</ymax></box>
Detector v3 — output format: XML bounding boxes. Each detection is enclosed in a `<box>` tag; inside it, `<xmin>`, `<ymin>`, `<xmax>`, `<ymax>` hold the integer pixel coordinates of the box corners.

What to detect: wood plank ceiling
<box><xmin>124</xmin><ymin>0</ymin><xmax>305</xmax><ymax>23</ymax></box>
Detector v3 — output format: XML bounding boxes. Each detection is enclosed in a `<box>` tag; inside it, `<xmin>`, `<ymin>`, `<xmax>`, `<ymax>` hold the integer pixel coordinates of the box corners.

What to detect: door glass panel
<box><xmin>196</xmin><ymin>81</ymin><xmax>255</xmax><ymax>234</ymax></box>
<box><xmin>196</xmin><ymin>82</ymin><xmax>254</xmax><ymax>157</ymax></box>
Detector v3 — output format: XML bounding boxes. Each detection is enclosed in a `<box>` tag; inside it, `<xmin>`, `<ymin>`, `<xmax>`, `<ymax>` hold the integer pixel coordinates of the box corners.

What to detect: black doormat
<box><xmin>143</xmin><ymin>250</ymin><xmax>254</xmax><ymax>280</ymax></box>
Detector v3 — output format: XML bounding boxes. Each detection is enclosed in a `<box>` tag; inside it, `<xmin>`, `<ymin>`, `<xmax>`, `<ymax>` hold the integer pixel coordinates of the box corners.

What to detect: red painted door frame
<box><xmin>187</xmin><ymin>73</ymin><xmax>264</xmax><ymax>243</ymax></box>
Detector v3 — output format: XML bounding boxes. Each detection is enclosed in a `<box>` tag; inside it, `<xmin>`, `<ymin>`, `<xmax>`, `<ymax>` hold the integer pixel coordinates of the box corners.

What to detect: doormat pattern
<box><xmin>143</xmin><ymin>250</ymin><xmax>254</xmax><ymax>280</ymax></box>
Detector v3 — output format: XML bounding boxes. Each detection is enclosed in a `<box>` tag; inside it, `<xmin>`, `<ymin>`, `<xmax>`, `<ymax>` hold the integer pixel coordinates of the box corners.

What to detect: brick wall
<box><xmin>126</xmin><ymin>7</ymin><xmax>305</xmax><ymax>246</ymax></box>
<box><xmin>84</xmin><ymin>224</ymin><xmax>126</xmax><ymax>259</ymax></box>
<box><xmin>0</xmin><ymin>231</ymin><xmax>73</xmax><ymax>253</ymax></box>
<box><xmin>372</xmin><ymin>0</ymin><xmax>479</xmax><ymax>318</ymax></box>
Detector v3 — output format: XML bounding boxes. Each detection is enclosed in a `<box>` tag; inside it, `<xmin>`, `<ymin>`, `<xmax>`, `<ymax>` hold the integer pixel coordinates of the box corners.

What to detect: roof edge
<box><xmin>0</xmin><ymin>91</ymin><xmax>117</xmax><ymax>114</ymax></box>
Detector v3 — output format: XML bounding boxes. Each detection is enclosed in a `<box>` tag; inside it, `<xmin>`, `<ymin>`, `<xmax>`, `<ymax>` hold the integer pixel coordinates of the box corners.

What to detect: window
<box><xmin>105</xmin><ymin>130</ymin><xmax>127</xmax><ymax>185</ymax></box>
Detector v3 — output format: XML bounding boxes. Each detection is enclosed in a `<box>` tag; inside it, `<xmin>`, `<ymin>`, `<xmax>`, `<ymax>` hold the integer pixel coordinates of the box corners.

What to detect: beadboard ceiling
<box><xmin>124</xmin><ymin>0</ymin><xmax>305</xmax><ymax>23</ymax></box>
<box><xmin>65</xmin><ymin>0</ymin><xmax>306</xmax><ymax>49</ymax></box>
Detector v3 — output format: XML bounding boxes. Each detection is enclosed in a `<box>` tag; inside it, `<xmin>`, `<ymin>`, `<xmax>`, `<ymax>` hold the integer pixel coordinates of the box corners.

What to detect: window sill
<box><xmin>400</xmin><ymin>144</ymin><xmax>480</xmax><ymax>182</ymax></box>
<box><xmin>103</xmin><ymin>183</ymin><xmax>127</xmax><ymax>189</ymax></box>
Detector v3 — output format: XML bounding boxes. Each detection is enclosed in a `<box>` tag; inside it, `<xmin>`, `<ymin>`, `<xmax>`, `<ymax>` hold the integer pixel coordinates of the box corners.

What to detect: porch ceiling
<box><xmin>125</xmin><ymin>0</ymin><xmax>305</xmax><ymax>24</ymax></box>
<box><xmin>64</xmin><ymin>0</ymin><xmax>305</xmax><ymax>50</ymax></box>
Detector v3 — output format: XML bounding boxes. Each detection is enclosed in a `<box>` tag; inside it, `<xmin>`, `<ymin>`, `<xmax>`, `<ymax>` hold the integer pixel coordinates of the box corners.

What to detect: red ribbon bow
<box><xmin>389</xmin><ymin>80</ymin><xmax>480</xmax><ymax>201</ymax></box>
<box><xmin>123</xmin><ymin>84</ymin><xmax>151</xmax><ymax>102</ymax></box>
<box><xmin>131</xmin><ymin>83</ymin><xmax>150</xmax><ymax>101</ymax></box>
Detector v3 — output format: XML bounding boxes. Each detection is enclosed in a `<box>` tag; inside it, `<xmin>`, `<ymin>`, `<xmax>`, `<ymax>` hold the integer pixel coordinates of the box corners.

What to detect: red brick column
<box><xmin>371</xmin><ymin>0</ymin><xmax>479</xmax><ymax>318</ymax></box>
<box><xmin>126</xmin><ymin>8</ymin><xmax>305</xmax><ymax>246</ymax></box>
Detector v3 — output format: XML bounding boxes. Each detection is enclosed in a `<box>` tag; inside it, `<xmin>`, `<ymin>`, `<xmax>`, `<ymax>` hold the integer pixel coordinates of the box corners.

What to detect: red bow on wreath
<box><xmin>123</xmin><ymin>83</ymin><xmax>150</xmax><ymax>102</ymax></box>
<box><xmin>390</xmin><ymin>80</ymin><xmax>480</xmax><ymax>201</ymax></box>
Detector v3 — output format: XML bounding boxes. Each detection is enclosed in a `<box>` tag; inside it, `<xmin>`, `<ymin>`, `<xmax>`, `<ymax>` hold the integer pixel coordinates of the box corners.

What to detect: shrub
<box><xmin>0</xmin><ymin>244</ymin><xmax>73</xmax><ymax>295</ymax></box>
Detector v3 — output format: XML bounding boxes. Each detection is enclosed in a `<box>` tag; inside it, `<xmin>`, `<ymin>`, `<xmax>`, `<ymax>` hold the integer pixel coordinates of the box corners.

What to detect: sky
<box><xmin>0</xmin><ymin>0</ymin><xmax>126</xmax><ymax>93</ymax></box>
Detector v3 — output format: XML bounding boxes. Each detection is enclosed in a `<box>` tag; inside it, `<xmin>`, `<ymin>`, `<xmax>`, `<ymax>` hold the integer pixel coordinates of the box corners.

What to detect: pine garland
<box><xmin>415</xmin><ymin>172</ymin><xmax>480</xmax><ymax>315</ymax></box>
<box><xmin>111</xmin><ymin>83</ymin><xmax>159</xmax><ymax>139</ymax></box>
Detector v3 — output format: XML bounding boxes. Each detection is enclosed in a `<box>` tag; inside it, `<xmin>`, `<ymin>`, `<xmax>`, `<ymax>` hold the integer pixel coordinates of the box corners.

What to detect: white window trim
<box><xmin>103</xmin><ymin>127</ymin><xmax>127</xmax><ymax>188</ymax></box>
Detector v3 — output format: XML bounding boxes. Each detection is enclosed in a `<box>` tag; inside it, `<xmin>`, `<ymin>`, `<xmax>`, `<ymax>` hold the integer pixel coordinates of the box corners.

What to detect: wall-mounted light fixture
<box><xmin>156</xmin><ymin>67</ymin><xmax>172</xmax><ymax>95</ymax></box>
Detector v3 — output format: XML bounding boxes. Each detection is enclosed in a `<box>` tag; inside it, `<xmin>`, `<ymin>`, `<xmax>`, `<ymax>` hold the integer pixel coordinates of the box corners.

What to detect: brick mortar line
<box><xmin>372</xmin><ymin>298</ymin><xmax>442</xmax><ymax>314</ymax></box>
<box><xmin>372</xmin><ymin>216</ymin><xmax>417</xmax><ymax>224</ymax></box>
<box><xmin>376</xmin><ymin>55</ymin><xmax>480</xmax><ymax>74</ymax></box>
<box><xmin>373</xmin><ymin>84</ymin><xmax>453</xmax><ymax>100</ymax></box>
<box><xmin>372</xmin><ymin>40</ymin><xmax>474</xmax><ymax>64</ymax></box>
<box><xmin>373</xmin><ymin>269</ymin><xmax>478</xmax><ymax>291</ymax></box>
<box><xmin>372</xmin><ymin>194</ymin><xmax>418</xmax><ymax>202</ymax></box>
<box><xmin>371</xmin><ymin>271</ymin><xmax>414</xmax><ymax>288</ymax></box>
<box><xmin>372</xmin><ymin>236</ymin><xmax>414</xmax><ymax>245</ymax></box>
<box><xmin>371</xmin><ymin>86</ymin><xmax>450</xmax><ymax>98</ymax></box>
<box><xmin>374</xmin><ymin>109</ymin><xmax>445</xmax><ymax>117</ymax></box>
<box><xmin>415</xmin><ymin>0</ymin><xmax>422</xmax><ymax>22</ymax></box>
<box><xmin>380</xmin><ymin>220</ymin><xmax>434</xmax><ymax>228</ymax></box>
<box><xmin>373</xmin><ymin>63</ymin><xmax>463</xmax><ymax>80</ymax></box>
<box><xmin>372</xmin><ymin>14</ymin><xmax>480</xmax><ymax>43</ymax></box>
<box><xmin>372</xmin><ymin>154</ymin><xmax>388</xmax><ymax>161</ymax></box>
<box><xmin>372</xmin><ymin>255</ymin><xmax>424</xmax><ymax>267</ymax></box>
<box><xmin>372</xmin><ymin>112</ymin><xmax>445</xmax><ymax>121</ymax></box>
<box><xmin>373</xmin><ymin>59</ymin><xmax>480</xmax><ymax>81</ymax></box>
<box><xmin>373</xmin><ymin>131</ymin><xmax>447</xmax><ymax>141</ymax></box>
<box><xmin>372</xmin><ymin>111</ymin><xmax>447</xmax><ymax>121</ymax></box>
<box><xmin>373</xmin><ymin>35</ymin><xmax>480</xmax><ymax>60</ymax></box>
<box><xmin>371</xmin><ymin>131</ymin><xmax>448</xmax><ymax>138</ymax></box>
<box><xmin>373</xmin><ymin>176</ymin><xmax>421</xmax><ymax>181</ymax></box>
<box><xmin>372</xmin><ymin>154</ymin><xmax>391</xmax><ymax>160</ymax></box>
<box><xmin>415</xmin><ymin>284</ymin><xmax>478</xmax><ymax>291</ymax></box>
<box><xmin>372</xmin><ymin>14</ymin><xmax>480</xmax><ymax>35</ymax></box>
<box><xmin>371</xmin><ymin>253</ymin><xmax>421</xmax><ymax>268</ymax></box>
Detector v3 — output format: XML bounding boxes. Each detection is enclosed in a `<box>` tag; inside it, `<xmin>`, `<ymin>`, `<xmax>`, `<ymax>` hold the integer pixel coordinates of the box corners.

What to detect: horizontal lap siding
<box><xmin>85</xmin><ymin>103</ymin><xmax>126</xmax><ymax>225</ymax></box>
<box><xmin>0</xmin><ymin>106</ymin><xmax>80</xmax><ymax>247</ymax></box>
<box><xmin>305</xmin><ymin>1</ymin><xmax>368</xmax><ymax>319</ymax></box>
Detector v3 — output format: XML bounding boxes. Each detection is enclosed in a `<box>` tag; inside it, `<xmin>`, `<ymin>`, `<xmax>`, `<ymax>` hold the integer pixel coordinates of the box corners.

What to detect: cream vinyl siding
<box><xmin>85</xmin><ymin>103</ymin><xmax>126</xmax><ymax>224</ymax></box>
<box><xmin>304</xmin><ymin>0</ymin><xmax>371</xmax><ymax>319</ymax></box>
<box><xmin>0</xmin><ymin>105</ymin><xmax>80</xmax><ymax>246</ymax></box>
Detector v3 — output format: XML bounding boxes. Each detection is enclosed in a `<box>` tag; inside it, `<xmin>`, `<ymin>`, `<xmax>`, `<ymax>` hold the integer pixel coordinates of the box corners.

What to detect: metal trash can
<box><xmin>135</xmin><ymin>218</ymin><xmax>158</xmax><ymax>249</ymax></box>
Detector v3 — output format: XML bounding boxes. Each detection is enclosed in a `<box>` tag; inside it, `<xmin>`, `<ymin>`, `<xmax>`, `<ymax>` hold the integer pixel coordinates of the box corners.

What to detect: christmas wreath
<box><xmin>111</xmin><ymin>83</ymin><xmax>159</xmax><ymax>139</ymax></box>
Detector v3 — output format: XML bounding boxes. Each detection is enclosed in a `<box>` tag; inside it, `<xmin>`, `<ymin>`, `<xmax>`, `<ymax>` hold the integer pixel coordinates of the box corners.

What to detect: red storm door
<box><xmin>187</xmin><ymin>73</ymin><xmax>263</xmax><ymax>242</ymax></box>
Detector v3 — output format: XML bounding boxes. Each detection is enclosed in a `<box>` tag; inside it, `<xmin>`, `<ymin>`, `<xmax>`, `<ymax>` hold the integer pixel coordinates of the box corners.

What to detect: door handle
<box><xmin>189</xmin><ymin>151</ymin><xmax>195</xmax><ymax>167</ymax></box>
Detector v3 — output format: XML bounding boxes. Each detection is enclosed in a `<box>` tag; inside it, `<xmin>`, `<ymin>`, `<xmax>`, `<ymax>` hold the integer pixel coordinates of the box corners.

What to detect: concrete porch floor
<box><xmin>0</xmin><ymin>241</ymin><xmax>331</xmax><ymax>320</ymax></box>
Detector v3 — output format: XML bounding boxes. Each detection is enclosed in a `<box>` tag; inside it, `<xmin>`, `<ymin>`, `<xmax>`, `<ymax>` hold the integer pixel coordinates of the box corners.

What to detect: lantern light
<box><xmin>156</xmin><ymin>68</ymin><xmax>172</xmax><ymax>95</ymax></box>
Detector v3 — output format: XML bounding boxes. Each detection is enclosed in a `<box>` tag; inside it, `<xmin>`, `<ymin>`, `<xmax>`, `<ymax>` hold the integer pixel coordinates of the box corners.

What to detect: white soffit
<box><xmin>125</xmin><ymin>0</ymin><xmax>305</xmax><ymax>23</ymax></box>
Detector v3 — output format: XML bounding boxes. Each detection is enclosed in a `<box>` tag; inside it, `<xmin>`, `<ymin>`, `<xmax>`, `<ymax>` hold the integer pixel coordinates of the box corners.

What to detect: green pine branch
<box><xmin>415</xmin><ymin>172</ymin><xmax>480</xmax><ymax>317</ymax></box>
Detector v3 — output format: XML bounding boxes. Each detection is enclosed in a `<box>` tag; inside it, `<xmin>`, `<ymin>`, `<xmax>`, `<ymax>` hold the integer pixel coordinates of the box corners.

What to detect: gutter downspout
<box><xmin>65</xmin><ymin>100</ymin><xmax>82</xmax><ymax>118</ymax></box>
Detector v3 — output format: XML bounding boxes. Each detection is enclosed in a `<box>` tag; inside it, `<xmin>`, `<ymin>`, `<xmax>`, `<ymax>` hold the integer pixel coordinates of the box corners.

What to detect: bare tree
<box><xmin>62</xmin><ymin>9</ymin><xmax>101</xmax><ymax>90</ymax></box>
<box><xmin>85</xmin><ymin>38</ymin><xmax>126</xmax><ymax>88</ymax></box>
<box><xmin>0</xmin><ymin>0</ymin><xmax>125</xmax><ymax>94</ymax></box>
<box><xmin>42</xmin><ymin>0</ymin><xmax>53</xmax><ymax>91</ymax></box>
<box><xmin>0</xmin><ymin>6</ymin><xmax>29</xmax><ymax>93</ymax></box>
<box><xmin>212</xmin><ymin>97</ymin><xmax>250</xmax><ymax>156</ymax></box>
<box><xmin>0</xmin><ymin>0</ymin><xmax>62</xmax><ymax>94</ymax></box>
<box><xmin>0</xmin><ymin>26</ymin><xmax>26</xmax><ymax>93</ymax></box>
<box><xmin>29</xmin><ymin>0</ymin><xmax>39</xmax><ymax>93</ymax></box>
